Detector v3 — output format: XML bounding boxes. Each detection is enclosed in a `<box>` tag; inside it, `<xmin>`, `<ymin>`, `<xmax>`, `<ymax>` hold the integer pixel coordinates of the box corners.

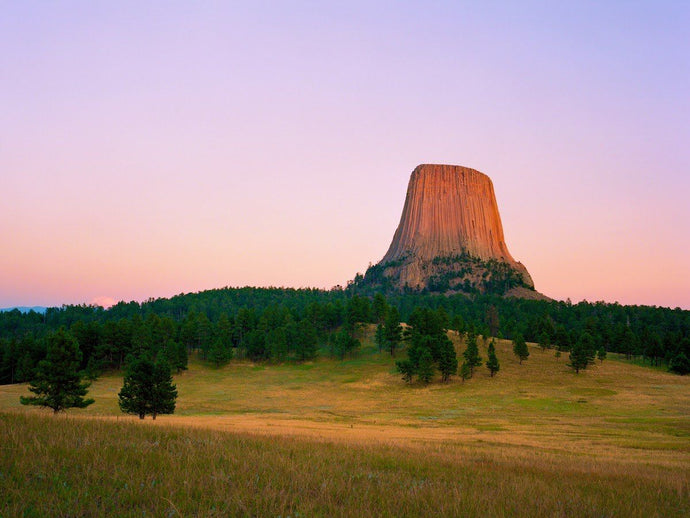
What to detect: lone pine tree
<box><xmin>512</xmin><ymin>333</ymin><xmax>529</xmax><ymax>364</ymax></box>
<box><xmin>20</xmin><ymin>328</ymin><xmax>94</xmax><ymax>413</ymax></box>
<box><xmin>462</xmin><ymin>330</ymin><xmax>483</xmax><ymax>376</ymax></box>
<box><xmin>486</xmin><ymin>339</ymin><xmax>500</xmax><ymax>377</ymax></box>
<box><xmin>568</xmin><ymin>332</ymin><xmax>596</xmax><ymax>374</ymax></box>
<box><xmin>118</xmin><ymin>355</ymin><xmax>177</xmax><ymax>419</ymax></box>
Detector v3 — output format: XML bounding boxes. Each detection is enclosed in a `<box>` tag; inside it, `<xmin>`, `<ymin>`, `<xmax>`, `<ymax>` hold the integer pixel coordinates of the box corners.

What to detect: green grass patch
<box><xmin>569</xmin><ymin>388</ymin><xmax>617</xmax><ymax>397</ymax></box>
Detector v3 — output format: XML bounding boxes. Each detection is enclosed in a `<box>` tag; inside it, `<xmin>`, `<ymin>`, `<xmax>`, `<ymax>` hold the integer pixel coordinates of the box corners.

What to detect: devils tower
<box><xmin>356</xmin><ymin>164</ymin><xmax>541</xmax><ymax>297</ymax></box>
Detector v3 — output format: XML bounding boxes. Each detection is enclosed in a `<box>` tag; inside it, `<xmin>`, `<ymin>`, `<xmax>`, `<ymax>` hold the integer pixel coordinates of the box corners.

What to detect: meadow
<box><xmin>1</xmin><ymin>333</ymin><xmax>689</xmax><ymax>516</ymax></box>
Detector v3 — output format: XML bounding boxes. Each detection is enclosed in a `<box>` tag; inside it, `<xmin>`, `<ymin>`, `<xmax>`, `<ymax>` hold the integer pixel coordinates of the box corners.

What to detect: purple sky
<box><xmin>2</xmin><ymin>1</ymin><xmax>689</xmax><ymax>309</ymax></box>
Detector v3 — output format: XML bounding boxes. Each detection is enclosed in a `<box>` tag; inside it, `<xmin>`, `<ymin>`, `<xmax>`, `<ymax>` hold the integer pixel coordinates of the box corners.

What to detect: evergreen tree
<box><xmin>334</xmin><ymin>326</ymin><xmax>359</xmax><ymax>360</ymax></box>
<box><xmin>130</xmin><ymin>316</ymin><xmax>152</xmax><ymax>357</ymax></box>
<box><xmin>118</xmin><ymin>355</ymin><xmax>177</xmax><ymax>419</ymax></box>
<box><xmin>451</xmin><ymin>314</ymin><xmax>466</xmax><ymax>336</ymax></box>
<box><xmin>554</xmin><ymin>325</ymin><xmax>570</xmax><ymax>351</ymax></box>
<box><xmin>245</xmin><ymin>329</ymin><xmax>267</xmax><ymax>361</ymax></box>
<box><xmin>372</xmin><ymin>293</ymin><xmax>388</xmax><ymax>324</ymax></box>
<box><xmin>196</xmin><ymin>313</ymin><xmax>213</xmax><ymax>359</ymax></box>
<box><xmin>417</xmin><ymin>348</ymin><xmax>435</xmax><ymax>384</ymax></box>
<box><xmin>462</xmin><ymin>331</ymin><xmax>483</xmax><ymax>376</ymax></box>
<box><xmin>669</xmin><ymin>352</ymin><xmax>690</xmax><ymax>375</ymax></box>
<box><xmin>396</xmin><ymin>306</ymin><xmax>454</xmax><ymax>384</ymax></box>
<box><xmin>16</xmin><ymin>351</ymin><xmax>36</xmax><ymax>383</ymax></box>
<box><xmin>215</xmin><ymin>313</ymin><xmax>234</xmax><ymax>353</ymax></box>
<box><xmin>538</xmin><ymin>332</ymin><xmax>550</xmax><ymax>352</ymax></box>
<box><xmin>20</xmin><ymin>328</ymin><xmax>94</xmax><ymax>413</ymax></box>
<box><xmin>438</xmin><ymin>335</ymin><xmax>458</xmax><ymax>382</ymax></box>
<box><xmin>512</xmin><ymin>333</ymin><xmax>529</xmax><ymax>364</ymax></box>
<box><xmin>294</xmin><ymin>319</ymin><xmax>318</xmax><ymax>361</ymax></box>
<box><xmin>460</xmin><ymin>362</ymin><xmax>471</xmax><ymax>382</ymax></box>
<box><xmin>597</xmin><ymin>348</ymin><xmax>607</xmax><ymax>363</ymax></box>
<box><xmin>568</xmin><ymin>332</ymin><xmax>596</xmax><ymax>373</ymax></box>
<box><xmin>383</xmin><ymin>307</ymin><xmax>403</xmax><ymax>356</ymax></box>
<box><xmin>486</xmin><ymin>339</ymin><xmax>500</xmax><ymax>377</ymax></box>
<box><xmin>395</xmin><ymin>359</ymin><xmax>415</xmax><ymax>383</ymax></box>
<box><xmin>172</xmin><ymin>340</ymin><xmax>188</xmax><ymax>372</ymax></box>
<box><xmin>485</xmin><ymin>305</ymin><xmax>500</xmax><ymax>337</ymax></box>
<box><xmin>208</xmin><ymin>337</ymin><xmax>231</xmax><ymax>367</ymax></box>
<box><xmin>267</xmin><ymin>326</ymin><xmax>288</xmax><ymax>361</ymax></box>
<box><xmin>375</xmin><ymin>323</ymin><xmax>385</xmax><ymax>353</ymax></box>
<box><xmin>179</xmin><ymin>312</ymin><xmax>198</xmax><ymax>353</ymax></box>
<box><xmin>150</xmin><ymin>358</ymin><xmax>177</xmax><ymax>419</ymax></box>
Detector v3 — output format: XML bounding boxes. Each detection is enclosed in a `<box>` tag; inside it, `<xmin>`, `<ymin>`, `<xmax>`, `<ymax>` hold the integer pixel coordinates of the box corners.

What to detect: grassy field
<box><xmin>1</xmin><ymin>331</ymin><xmax>689</xmax><ymax>516</ymax></box>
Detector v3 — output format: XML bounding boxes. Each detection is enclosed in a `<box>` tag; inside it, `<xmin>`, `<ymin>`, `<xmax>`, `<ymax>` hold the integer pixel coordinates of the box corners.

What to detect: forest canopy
<box><xmin>1</xmin><ymin>286</ymin><xmax>688</xmax><ymax>384</ymax></box>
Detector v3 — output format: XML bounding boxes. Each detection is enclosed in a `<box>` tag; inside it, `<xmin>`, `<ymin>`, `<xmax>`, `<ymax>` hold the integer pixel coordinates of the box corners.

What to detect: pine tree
<box><xmin>451</xmin><ymin>314</ymin><xmax>466</xmax><ymax>336</ymax></box>
<box><xmin>118</xmin><ymin>356</ymin><xmax>153</xmax><ymax>419</ymax></box>
<box><xmin>267</xmin><ymin>326</ymin><xmax>288</xmax><ymax>361</ymax></box>
<box><xmin>180</xmin><ymin>312</ymin><xmax>199</xmax><ymax>352</ymax></box>
<box><xmin>20</xmin><ymin>328</ymin><xmax>94</xmax><ymax>413</ymax></box>
<box><xmin>248</xmin><ymin>329</ymin><xmax>270</xmax><ymax>361</ymax></box>
<box><xmin>460</xmin><ymin>362</ymin><xmax>471</xmax><ymax>383</ymax></box>
<box><xmin>512</xmin><ymin>333</ymin><xmax>529</xmax><ymax>364</ymax></box>
<box><xmin>172</xmin><ymin>340</ymin><xmax>188</xmax><ymax>372</ymax></box>
<box><xmin>334</xmin><ymin>326</ymin><xmax>359</xmax><ymax>360</ymax></box>
<box><xmin>208</xmin><ymin>337</ymin><xmax>231</xmax><ymax>367</ymax></box>
<box><xmin>372</xmin><ymin>293</ymin><xmax>388</xmax><ymax>324</ymax></box>
<box><xmin>485</xmin><ymin>305</ymin><xmax>500</xmax><ymax>337</ymax></box>
<box><xmin>462</xmin><ymin>331</ymin><xmax>483</xmax><ymax>376</ymax></box>
<box><xmin>395</xmin><ymin>359</ymin><xmax>415</xmax><ymax>383</ymax></box>
<box><xmin>486</xmin><ymin>339</ymin><xmax>500</xmax><ymax>377</ymax></box>
<box><xmin>150</xmin><ymin>358</ymin><xmax>177</xmax><ymax>419</ymax></box>
<box><xmin>538</xmin><ymin>332</ymin><xmax>550</xmax><ymax>352</ymax></box>
<box><xmin>383</xmin><ymin>307</ymin><xmax>403</xmax><ymax>356</ymax></box>
<box><xmin>295</xmin><ymin>319</ymin><xmax>318</xmax><ymax>361</ymax></box>
<box><xmin>568</xmin><ymin>332</ymin><xmax>596</xmax><ymax>373</ymax></box>
<box><xmin>118</xmin><ymin>355</ymin><xmax>177</xmax><ymax>419</ymax></box>
<box><xmin>196</xmin><ymin>313</ymin><xmax>213</xmax><ymax>359</ymax></box>
<box><xmin>597</xmin><ymin>348</ymin><xmax>607</xmax><ymax>363</ymax></box>
<box><xmin>417</xmin><ymin>348</ymin><xmax>435</xmax><ymax>384</ymax></box>
<box><xmin>375</xmin><ymin>323</ymin><xmax>385</xmax><ymax>353</ymax></box>
<box><xmin>213</xmin><ymin>313</ymin><xmax>234</xmax><ymax>364</ymax></box>
<box><xmin>669</xmin><ymin>352</ymin><xmax>690</xmax><ymax>375</ymax></box>
<box><xmin>438</xmin><ymin>335</ymin><xmax>458</xmax><ymax>382</ymax></box>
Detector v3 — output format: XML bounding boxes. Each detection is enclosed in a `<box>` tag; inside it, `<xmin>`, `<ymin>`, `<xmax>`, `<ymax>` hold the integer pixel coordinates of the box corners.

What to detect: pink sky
<box><xmin>1</xmin><ymin>2</ymin><xmax>689</xmax><ymax>309</ymax></box>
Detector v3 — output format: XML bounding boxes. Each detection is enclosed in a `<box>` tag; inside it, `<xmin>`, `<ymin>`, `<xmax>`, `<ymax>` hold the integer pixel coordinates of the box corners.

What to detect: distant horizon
<box><xmin>3</xmin><ymin>282</ymin><xmax>689</xmax><ymax>313</ymax></box>
<box><xmin>3</xmin><ymin>3</ymin><xmax>688</xmax><ymax>311</ymax></box>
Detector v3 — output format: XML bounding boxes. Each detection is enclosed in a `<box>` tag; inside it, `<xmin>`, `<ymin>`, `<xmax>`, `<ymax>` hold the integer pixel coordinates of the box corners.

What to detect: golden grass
<box><xmin>2</xmin><ymin>412</ymin><xmax>688</xmax><ymax>517</ymax></box>
<box><xmin>1</xmin><ymin>332</ymin><xmax>689</xmax><ymax>516</ymax></box>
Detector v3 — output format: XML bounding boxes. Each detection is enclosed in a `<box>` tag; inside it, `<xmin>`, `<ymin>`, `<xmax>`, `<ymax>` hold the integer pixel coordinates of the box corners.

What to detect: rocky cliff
<box><xmin>357</xmin><ymin>164</ymin><xmax>540</xmax><ymax>296</ymax></box>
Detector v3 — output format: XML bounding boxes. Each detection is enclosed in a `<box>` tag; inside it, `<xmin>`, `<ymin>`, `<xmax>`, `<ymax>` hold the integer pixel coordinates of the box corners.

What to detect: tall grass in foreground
<box><xmin>1</xmin><ymin>413</ymin><xmax>687</xmax><ymax>517</ymax></box>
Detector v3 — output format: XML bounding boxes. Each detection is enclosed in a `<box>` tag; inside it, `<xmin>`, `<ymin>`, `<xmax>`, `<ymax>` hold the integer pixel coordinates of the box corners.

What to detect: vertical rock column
<box><xmin>380</xmin><ymin>164</ymin><xmax>534</xmax><ymax>289</ymax></box>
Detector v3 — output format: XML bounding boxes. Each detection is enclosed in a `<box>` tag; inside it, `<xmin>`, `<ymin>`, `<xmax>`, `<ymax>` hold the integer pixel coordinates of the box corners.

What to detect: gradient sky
<box><xmin>2</xmin><ymin>1</ymin><xmax>689</xmax><ymax>309</ymax></box>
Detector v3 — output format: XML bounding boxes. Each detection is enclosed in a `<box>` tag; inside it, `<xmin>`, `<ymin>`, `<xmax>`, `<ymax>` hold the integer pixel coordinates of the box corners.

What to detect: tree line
<box><xmin>1</xmin><ymin>287</ymin><xmax>689</xmax><ymax>385</ymax></box>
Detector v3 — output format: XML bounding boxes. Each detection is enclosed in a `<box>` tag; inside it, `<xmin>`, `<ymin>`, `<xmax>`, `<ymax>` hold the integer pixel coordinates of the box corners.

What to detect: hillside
<box><xmin>1</xmin><ymin>332</ymin><xmax>689</xmax><ymax>516</ymax></box>
<box><xmin>2</xmin><ymin>331</ymin><xmax>688</xmax><ymax>451</ymax></box>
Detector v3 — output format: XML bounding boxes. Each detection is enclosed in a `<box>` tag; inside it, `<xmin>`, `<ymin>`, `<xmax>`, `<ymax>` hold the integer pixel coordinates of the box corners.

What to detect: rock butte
<box><xmin>369</xmin><ymin>164</ymin><xmax>539</xmax><ymax>295</ymax></box>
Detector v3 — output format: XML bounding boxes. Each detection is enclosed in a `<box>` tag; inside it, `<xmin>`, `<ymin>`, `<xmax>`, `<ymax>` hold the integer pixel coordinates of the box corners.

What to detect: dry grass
<box><xmin>1</xmin><ymin>332</ymin><xmax>689</xmax><ymax>516</ymax></box>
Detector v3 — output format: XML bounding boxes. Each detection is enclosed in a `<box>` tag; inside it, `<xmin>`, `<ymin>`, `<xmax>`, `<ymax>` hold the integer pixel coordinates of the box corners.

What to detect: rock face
<box><xmin>359</xmin><ymin>164</ymin><xmax>538</xmax><ymax>295</ymax></box>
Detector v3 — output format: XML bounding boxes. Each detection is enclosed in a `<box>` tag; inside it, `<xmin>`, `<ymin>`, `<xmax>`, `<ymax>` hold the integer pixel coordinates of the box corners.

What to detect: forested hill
<box><xmin>1</xmin><ymin>286</ymin><xmax>688</xmax><ymax>384</ymax></box>
<box><xmin>0</xmin><ymin>306</ymin><xmax>46</xmax><ymax>314</ymax></box>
